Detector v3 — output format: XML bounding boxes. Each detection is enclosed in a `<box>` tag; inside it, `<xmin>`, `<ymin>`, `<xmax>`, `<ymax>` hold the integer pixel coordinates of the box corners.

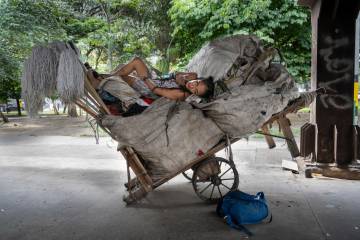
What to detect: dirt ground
<box><xmin>0</xmin><ymin>112</ymin><xmax>310</xmax><ymax>137</ymax></box>
<box><xmin>0</xmin><ymin>115</ymin><xmax>97</xmax><ymax>137</ymax></box>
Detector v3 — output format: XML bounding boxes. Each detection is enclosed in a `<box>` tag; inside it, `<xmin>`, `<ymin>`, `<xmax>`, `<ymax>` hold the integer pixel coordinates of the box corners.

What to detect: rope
<box><xmin>164</xmin><ymin>101</ymin><xmax>180</xmax><ymax>146</ymax></box>
<box><xmin>225</xmin><ymin>134</ymin><xmax>234</xmax><ymax>164</ymax></box>
<box><xmin>87</xmin><ymin>117</ymin><xmax>100</xmax><ymax>144</ymax></box>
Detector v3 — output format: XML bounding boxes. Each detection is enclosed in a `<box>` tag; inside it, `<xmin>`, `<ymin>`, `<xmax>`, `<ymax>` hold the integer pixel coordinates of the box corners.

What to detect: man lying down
<box><xmin>85</xmin><ymin>57</ymin><xmax>215</xmax><ymax>116</ymax></box>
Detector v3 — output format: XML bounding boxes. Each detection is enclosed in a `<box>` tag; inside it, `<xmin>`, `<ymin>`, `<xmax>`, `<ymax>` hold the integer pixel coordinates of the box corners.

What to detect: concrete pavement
<box><xmin>0</xmin><ymin>135</ymin><xmax>359</xmax><ymax>240</ymax></box>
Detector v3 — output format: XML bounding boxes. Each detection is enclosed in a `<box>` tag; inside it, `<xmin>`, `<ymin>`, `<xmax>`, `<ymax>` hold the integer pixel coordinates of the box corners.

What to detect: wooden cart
<box><xmin>76</xmin><ymin>72</ymin><xmax>311</xmax><ymax>204</ymax></box>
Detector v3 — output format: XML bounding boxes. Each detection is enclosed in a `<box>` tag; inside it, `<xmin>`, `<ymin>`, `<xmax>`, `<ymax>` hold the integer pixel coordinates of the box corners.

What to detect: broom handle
<box><xmin>84</xmin><ymin>90</ymin><xmax>101</xmax><ymax>109</ymax></box>
<box><xmin>70</xmin><ymin>50</ymin><xmax>111</xmax><ymax>115</ymax></box>
<box><xmin>75</xmin><ymin>100</ymin><xmax>98</xmax><ymax>118</ymax></box>
<box><xmin>79</xmin><ymin>97</ymin><xmax>100</xmax><ymax>114</ymax></box>
<box><xmin>83</xmin><ymin>75</ymin><xmax>111</xmax><ymax>115</ymax></box>
<box><xmin>75</xmin><ymin>99</ymin><xmax>117</xmax><ymax>140</ymax></box>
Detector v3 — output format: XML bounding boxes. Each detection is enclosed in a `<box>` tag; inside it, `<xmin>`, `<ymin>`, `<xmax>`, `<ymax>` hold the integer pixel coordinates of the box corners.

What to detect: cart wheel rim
<box><xmin>192</xmin><ymin>157</ymin><xmax>239</xmax><ymax>203</ymax></box>
<box><xmin>182</xmin><ymin>169</ymin><xmax>193</xmax><ymax>181</ymax></box>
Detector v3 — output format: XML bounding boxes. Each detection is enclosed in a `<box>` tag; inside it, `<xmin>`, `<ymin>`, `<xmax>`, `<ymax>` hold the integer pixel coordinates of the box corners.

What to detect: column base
<box><xmin>305</xmin><ymin>163</ymin><xmax>360</xmax><ymax>180</ymax></box>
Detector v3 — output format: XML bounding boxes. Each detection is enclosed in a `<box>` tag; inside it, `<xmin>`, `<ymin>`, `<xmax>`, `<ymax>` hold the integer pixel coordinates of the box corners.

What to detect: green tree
<box><xmin>0</xmin><ymin>0</ymin><xmax>106</xmax><ymax>116</ymax></box>
<box><xmin>169</xmin><ymin>0</ymin><xmax>311</xmax><ymax>82</ymax></box>
<box><xmin>0</xmin><ymin>39</ymin><xmax>21</xmax><ymax>115</ymax></box>
<box><xmin>0</xmin><ymin>0</ymin><xmax>312</xmax><ymax>119</ymax></box>
<box><xmin>0</xmin><ymin>0</ymin><xmax>70</xmax><ymax>115</ymax></box>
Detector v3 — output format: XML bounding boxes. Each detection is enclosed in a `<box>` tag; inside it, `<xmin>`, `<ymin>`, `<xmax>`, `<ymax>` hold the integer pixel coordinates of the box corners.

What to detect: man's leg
<box><xmin>121</xmin><ymin>75</ymin><xmax>137</xmax><ymax>86</ymax></box>
<box><xmin>113</xmin><ymin>57</ymin><xmax>150</xmax><ymax>79</ymax></box>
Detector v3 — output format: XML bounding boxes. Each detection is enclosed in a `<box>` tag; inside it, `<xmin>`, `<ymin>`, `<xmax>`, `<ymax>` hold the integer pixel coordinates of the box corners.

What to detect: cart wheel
<box><xmin>192</xmin><ymin>157</ymin><xmax>239</xmax><ymax>203</ymax></box>
<box><xmin>182</xmin><ymin>169</ymin><xmax>193</xmax><ymax>181</ymax></box>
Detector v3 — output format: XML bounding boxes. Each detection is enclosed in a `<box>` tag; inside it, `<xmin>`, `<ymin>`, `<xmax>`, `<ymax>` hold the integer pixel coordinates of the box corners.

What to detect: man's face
<box><xmin>176</xmin><ymin>72</ymin><xmax>197</xmax><ymax>81</ymax></box>
<box><xmin>185</xmin><ymin>80</ymin><xmax>207</xmax><ymax>96</ymax></box>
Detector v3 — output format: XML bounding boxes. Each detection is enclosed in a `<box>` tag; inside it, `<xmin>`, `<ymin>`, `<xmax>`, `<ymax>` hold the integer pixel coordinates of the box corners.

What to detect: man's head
<box><xmin>87</xmin><ymin>70</ymin><xmax>102</xmax><ymax>89</ymax></box>
<box><xmin>185</xmin><ymin>76</ymin><xmax>214</xmax><ymax>99</ymax></box>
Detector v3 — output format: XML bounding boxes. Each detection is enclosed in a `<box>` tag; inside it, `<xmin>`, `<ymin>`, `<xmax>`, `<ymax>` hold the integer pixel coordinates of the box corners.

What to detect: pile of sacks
<box><xmin>102</xmin><ymin>35</ymin><xmax>299</xmax><ymax>180</ymax></box>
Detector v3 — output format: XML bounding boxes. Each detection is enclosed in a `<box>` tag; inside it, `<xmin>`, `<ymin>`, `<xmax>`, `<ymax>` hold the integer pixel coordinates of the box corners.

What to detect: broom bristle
<box><xmin>21</xmin><ymin>45</ymin><xmax>59</xmax><ymax>116</ymax></box>
<box><xmin>21</xmin><ymin>57</ymin><xmax>44</xmax><ymax>117</ymax></box>
<box><xmin>21</xmin><ymin>42</ymin><xmax>85</xmax><ymax>116</ymax></box>
<box><xmin>56</xmin><ymin>47</ymin><xmax>84</xmax><ymax>103</ymax></box>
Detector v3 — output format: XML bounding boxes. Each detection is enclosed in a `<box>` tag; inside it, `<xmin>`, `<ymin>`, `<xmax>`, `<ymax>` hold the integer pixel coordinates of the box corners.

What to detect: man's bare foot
<box><xmin>84</xmin><ymin>62</ymin><xmax>92</xmax><ymax>70</ymax></box>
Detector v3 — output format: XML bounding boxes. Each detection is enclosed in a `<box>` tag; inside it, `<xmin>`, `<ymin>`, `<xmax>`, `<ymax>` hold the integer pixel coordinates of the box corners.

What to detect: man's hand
<box><xmin>175</xmin><ymin>72</ymin><xmax>198</xmax><ymax>80</ymax></box>
<box><xmin>175</xmin><ymin>72</ymin><xmax>198</xmax><ymax>85</ymax></box>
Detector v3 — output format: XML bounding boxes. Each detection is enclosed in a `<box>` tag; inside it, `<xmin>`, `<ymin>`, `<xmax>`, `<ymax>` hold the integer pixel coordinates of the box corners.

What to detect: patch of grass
<box><xmin>298</xmin><ymin>107</ymin><xmax>310</xmax><ymax>113</ymax></box>
<box><xmin>3</xmin><ymin>111</ymin><xmax>28</xmax><ymax>117</ymax></box>
<box><xmin>80</xmin><ymin>133</ymin><xmax>109</xmax><ymax>137</ymax></box>
<box><xmin>77</xmin><ymin>117</ymin><xmax>116</xmax><ymax>138</ymax></box>
<box><xmin>4</xmin><ymin>110</ymin><xmax>83</xmax><ymax>118</ymax></box>
<box><xmin>80</xmin><ymin>124</ymin><xmax>110</xmax><ymax>137</ymax></box>
<box><xmin>79</xmin><ymin>122</ymin><xmax>92</xmax><ymax>128</ymax></box>
<box><xmin>251</xmin><ymin>126</ymin><xmax>301</xmax><ymax>139</ymax></box>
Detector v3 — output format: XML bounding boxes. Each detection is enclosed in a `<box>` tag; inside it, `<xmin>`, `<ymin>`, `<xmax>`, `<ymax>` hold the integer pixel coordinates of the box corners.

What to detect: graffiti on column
<box><xmin>318</xmin><ymin>36</ymin><xmax>353</xmax><ymax>110</ymax></box>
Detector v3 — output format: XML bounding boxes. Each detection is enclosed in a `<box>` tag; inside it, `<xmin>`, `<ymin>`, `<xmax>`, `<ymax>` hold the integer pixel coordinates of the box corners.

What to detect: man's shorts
<box><xmin>98</xmin><ymin>76</ymin><xmax>148</xmax><ymax>110</ymax></box>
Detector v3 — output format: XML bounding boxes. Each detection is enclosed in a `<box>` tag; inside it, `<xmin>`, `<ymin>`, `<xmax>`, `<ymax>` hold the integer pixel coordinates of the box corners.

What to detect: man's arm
<box><xmin>175</xmin><ymin>72</ymin><xmax>198</xmax><ymax>86</ymax></box>
<box><xmin>144</xmin><ymin>78</ymin><xmax>188</xmax><ymax>101</ymax></box>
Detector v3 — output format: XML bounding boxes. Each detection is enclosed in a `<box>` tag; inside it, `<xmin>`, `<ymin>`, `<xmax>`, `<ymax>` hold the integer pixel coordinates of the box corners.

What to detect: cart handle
<box><xmin>255</xmin><ymin>131</ymin><xmax>292</xmax><ymax>141</ymax></box>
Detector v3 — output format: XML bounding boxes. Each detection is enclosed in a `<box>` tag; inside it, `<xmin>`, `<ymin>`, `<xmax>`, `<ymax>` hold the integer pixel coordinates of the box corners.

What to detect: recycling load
<box><xmin>20</xmin><ymin>34</ymin><xmax>303</xmax><ymax>180</ymax></box>
<box><xmin>101</xmin><ymin>35</ymin><xmax>300</xmax><ymax>181</ymax></box>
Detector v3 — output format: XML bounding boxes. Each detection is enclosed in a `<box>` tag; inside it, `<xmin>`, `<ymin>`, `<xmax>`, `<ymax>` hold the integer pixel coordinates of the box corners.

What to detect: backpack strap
<box><xmin>164</xmin><ymin>101</ymin><xmax>180</xmax><ymax>146</ymax></box>
<box><xmin>256</xmin><ymin>191</ymin><xmax>273</xmax><ymax>224</ymax></box>
<box><xmin>224</xmin><ymin>215</ymin><xmax>253</xmax><ymax>237</ymax></box>
<box><xmin>262</xmin><ymin>210</ymin><xmax>273</xmax><ymax>224</ymax></box>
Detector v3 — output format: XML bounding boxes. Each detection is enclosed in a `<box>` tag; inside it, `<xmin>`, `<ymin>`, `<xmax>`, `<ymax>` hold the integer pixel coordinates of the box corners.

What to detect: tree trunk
<box><xmin>100</xmin><ymin>2</ymin><xmax>113</xmax><ymax>71</ymax></box>
<box><xmin>67</xmin><ymin>103</ymin><xmax>78</xmax><ymax>117</ymax></box>
<box><xmin>52</xmin><ymin>99</ymin><xmax>59</xmax><ymax>115</ymax></box>
<box><xmin>0</xmin><ymin>111</ymin><xmax>9</xmax><ymax>123</ymax></box>
<box><xmin>95</xmin><ymin>49</ymin><xmax>103</xmax><ymax>69</ymax></box>
<box><xmin>16</xmin><ymin>98</ymin><xmax>22</xmax><ymax>116</ymax></box>
<box><xmin>63</xmin><ymin>104</ymin><xmax>67</xmax><ymax>113</ymax></box>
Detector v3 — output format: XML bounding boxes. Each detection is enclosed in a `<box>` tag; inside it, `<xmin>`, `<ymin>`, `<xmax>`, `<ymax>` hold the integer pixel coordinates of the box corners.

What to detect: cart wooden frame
<box><xmin>75</xmin><ymin>72</ymin><xmax>305</xmax><ymax>204</ymax></box>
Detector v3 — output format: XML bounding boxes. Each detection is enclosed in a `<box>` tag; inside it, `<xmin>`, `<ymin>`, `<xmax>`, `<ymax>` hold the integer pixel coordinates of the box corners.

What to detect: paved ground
<box><xmin>0</xmin><ymin>133</ymin><xmax>359</xmax><ymax>240</ymax></box>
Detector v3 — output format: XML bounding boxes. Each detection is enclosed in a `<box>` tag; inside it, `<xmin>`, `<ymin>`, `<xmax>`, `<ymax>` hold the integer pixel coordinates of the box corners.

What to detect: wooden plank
<box><xmin>153</xmin><ymin>138</ymin><xmax>240</xmax><ymax>188</ymax></box>
<box><xmin>125</xmin><ymin>177</ymin><xmax>138</xmax><ymax>190</ymax></box>
<box><xmin>126</xmin><ymin>147</ymin><xmax>153</xmax><ymax>187</ymax></box>
<box><xmin>83</xmin><ymin>75</ymin><xmax>111</xmax><ymax>115</ymax></box>
<box><xmin>353</xmin><ymin>125</ymin><xmax>360</xmax><ymax>160</ymax></box>
<box><xmin>120</xmin><ymin>147</ymin><xmax>153</xmax><ymax>192</ymax></box>
<box><xmin>277</xmin><ymin>115</ymin><xmax>300</xmax><ymax>158</ymax></box>
<box><xmin>282</xmin><ymin>159</ymin><xmax>299</xmax><ymax>173</ymax></box>
<box><xmin>333</xmin><ymin>125</ymin><xmax>338</xmax><ymax>163</ymax></box>
<box><xmin>84</xmin><ymin>91</ymin><xmax>101</xmax><ymax>109</ymax></box>
<box><xmin>261</xmin><ymin>125</ymin><xmax>276</xmax><ymax>149</ymax></box>
<box><xmin>305</xmin><ymin>166</ymin><xmax>360</xmax><ymax>180</ymax></box>
<box><xmin>79</xmin><ymin>98</ymin><xmax>100</xmax><ymax>114</ymax></box>
<box><xmin>123</xmin><ymin>186</ymin><xmax>148</xmax><ymax>204</ymax></box>
<box><xmin>75</xmin><ymin>100</ymin><xmax>98</xmax><ymax>118</ymax></box>
<box><xmin>300</xmin><ymin>123</ymin><xmax>315</xmax><ymax>157</ymax></box>
<box><xmin>264</xmin><ymin>95</ymin><xmax>307</xmax><ymax>126</ymax></box>
<box><xmin>300</xmin><ymin>123</ymin><xmax>308</xmax><ymax>156</ymax></box>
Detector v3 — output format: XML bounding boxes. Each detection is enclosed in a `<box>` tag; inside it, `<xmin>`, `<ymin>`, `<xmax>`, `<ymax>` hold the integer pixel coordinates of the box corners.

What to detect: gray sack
<box><xmin>102</xmin><ymin>35</ymin><xmax>299</xmax><ymax>180</ymax></box>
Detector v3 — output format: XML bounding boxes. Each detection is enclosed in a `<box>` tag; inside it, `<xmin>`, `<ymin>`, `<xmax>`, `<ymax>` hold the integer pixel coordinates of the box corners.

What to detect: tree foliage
<box><xmin>0</xmin><ymin>0</ymin><xmax>69</xmax><ymax>104</ymax></box>
<box><xmin>0</xmin><ymin>0</ymin><xmax>311</xmax><ymax>108</ymax></box>
<box><xmin>169</xmin><ymin>0</ymin><xmax>311</xmax><ymax>82</ymax></box>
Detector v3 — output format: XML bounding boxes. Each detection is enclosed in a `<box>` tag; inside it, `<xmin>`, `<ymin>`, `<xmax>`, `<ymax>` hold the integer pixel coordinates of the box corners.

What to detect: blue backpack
<box><xmin>216</xmin><ymin>190</ymin><xmax>272</xmax><ymax>236</ymax></box>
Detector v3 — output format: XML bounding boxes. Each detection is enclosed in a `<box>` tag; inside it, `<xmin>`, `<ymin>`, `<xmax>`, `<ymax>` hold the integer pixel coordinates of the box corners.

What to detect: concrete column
<box><xmin>299</xmin><ymin>0</ymin><xmax>360</xmax><ymax>165</ymax></box>
<box><xmin>354</xmin><ymin>13</ymin><xmax>359</xmax><ymax>125</ymax></box>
